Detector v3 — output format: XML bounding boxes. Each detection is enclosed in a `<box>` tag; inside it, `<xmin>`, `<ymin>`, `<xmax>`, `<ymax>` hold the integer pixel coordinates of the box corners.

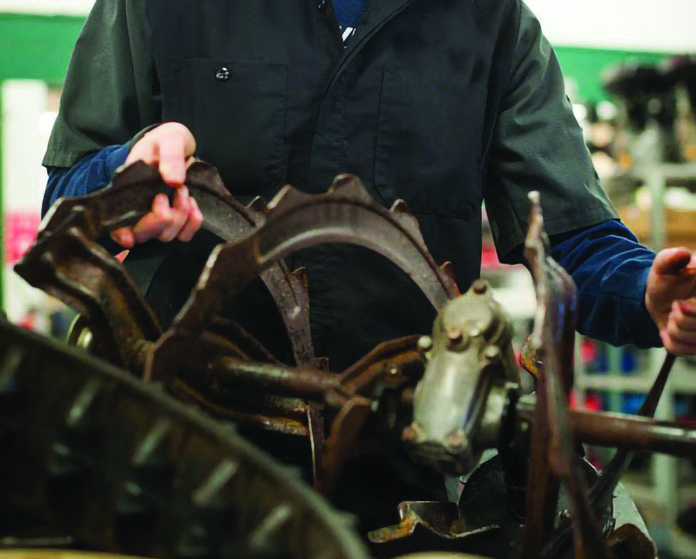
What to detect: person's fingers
<box><xmin>132</xmin><ymin>194</ymin><xmax>173</xmax><ymax>243</ymax></box>
<box><xmin>158</xmin><ymin>187</ymin><xmax>191</xmax><ymax>242</ymax></box>
<box><xmin>125</xmin><ymin>137</ymin><xmax>157</xmax><ymax>167</ymax></box>
<box><xmin>178</xmin><ymin>196</ymin><xmax>204</xmax><ymax>242</ymax></box>
<box><xmin>157</xmin><ymin>133</ymin><xmax>187</xmax><ymax>186</ymax></box>
<box><xmin>666</xmin><ymin>319</ymin><xmax>696</xmax><ymax>346</ymax></box>
<box><xmin>652</xmin><ymin>247</ymin><xmax>693</xmax><ymax>276</ymax></box>
<box><xmin>678</xmin><ymin>300</ymin><xmax>696</xmax><ymax>317</ymax></box>
<box><xmin>110</xmin><ymin>227</ymin><xmax>135</xmax><ymax>248</ymax></box>
<box><xmin>670</xmin><ymin>301</ymin><xmax>696</xmax><ymax>332</ymax></box>
<box><xmin>661</xmin><ymin>329</ymin><xmax>696</xmax><ymax>355</ymax></box>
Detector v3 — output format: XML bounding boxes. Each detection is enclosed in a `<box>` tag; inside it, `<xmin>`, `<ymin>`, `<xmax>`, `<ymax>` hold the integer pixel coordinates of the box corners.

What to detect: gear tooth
<box><xmin>329</xmin><ymin>174</ymin><xmax>372</xmax><ymax>201</ymax></box>
<box><xmin>186</xmin><ymin>162</ymin><xmax>229</xmax><ymax>197</ymax></box>
<box><xmin>267</xmin><ymin>184</ymin><xmax>312</xmax><ymax>210</ymax></box>
<box><xmin>112</xmin><ymin>160</ymin><xmax>159</xmax><ymax>189</ymax></box>
<box><xmin>388</xmin><ymin>199</ymin><xmax>426</xmax><ymax>244</ymax></box>
<box><xmin>247</xmin><ymin>196</ymin><xmax>268</xmax><ymax>214</ymax></box>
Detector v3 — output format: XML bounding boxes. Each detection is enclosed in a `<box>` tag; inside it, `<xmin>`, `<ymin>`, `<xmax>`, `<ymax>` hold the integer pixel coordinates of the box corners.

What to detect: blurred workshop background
<box><xmin>1</xmin><ymin>0</ymin><xmax>696</xmax><ymax>557</ymax></box>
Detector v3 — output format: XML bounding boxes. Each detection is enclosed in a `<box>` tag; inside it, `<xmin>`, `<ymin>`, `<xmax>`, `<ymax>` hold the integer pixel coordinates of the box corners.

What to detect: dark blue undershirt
<box><xmin>332</xmin><ymin>0</ymin><xmax>368</xmax><ymax>29</ymax></box>
<box><xmin>43</xmin><ymin>149</ymin><xmax>661</xmax><ymax>349</ymax></box>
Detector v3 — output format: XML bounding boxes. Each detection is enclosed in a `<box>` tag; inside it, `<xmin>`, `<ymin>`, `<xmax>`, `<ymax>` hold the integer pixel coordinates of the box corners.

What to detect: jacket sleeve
<box><xmin>551</xmin><ymin>221</ymin><xmax>661</xmax><ymax>348</ymax></box>
<box><xmin>43</xmin><ymin>0</ymin><xmax>161</xmax><ymax>169</ymax></box>
<box><xmin>483</xmin><ymin>1</ymin><xmax>617</xmax><ymax>261</ymax></box>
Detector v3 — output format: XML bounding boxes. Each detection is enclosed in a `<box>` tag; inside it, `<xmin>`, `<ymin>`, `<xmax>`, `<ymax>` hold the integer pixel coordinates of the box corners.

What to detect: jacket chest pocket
<box><xmin>374</xmin><ymin>68</ymin><xmax>486</xmax><ymax>219</ymax></box>
<box><xmin>161</xmin><ymin>59</ymin><xmax>288</xmax><ymax>197</ymax></box>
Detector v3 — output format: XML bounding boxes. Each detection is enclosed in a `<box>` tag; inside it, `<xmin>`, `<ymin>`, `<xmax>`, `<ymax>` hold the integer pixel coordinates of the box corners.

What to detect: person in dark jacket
<box><xmin>42</xmin><ymin>0</ymin><xmax>696</xmax><ymax>533</ymax></box>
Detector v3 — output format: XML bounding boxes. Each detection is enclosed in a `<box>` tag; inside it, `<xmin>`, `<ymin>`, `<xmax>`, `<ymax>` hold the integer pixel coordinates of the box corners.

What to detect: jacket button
<box><xmin>215</xmin><ymin>67</ymin><xmax>231</xmax><ymax>82</ymax></box>
<box><xmin>317</xmin><ymin>0</ymin><xmax>327</xmax><ymax>9</ymax></box>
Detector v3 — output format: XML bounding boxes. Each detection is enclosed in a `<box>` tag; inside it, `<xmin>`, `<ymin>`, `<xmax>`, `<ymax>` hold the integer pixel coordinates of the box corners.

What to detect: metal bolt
<box><xmin>472</xmin><ymin>280</ymin><xmax>488</xmax><ymax>295</ymax></box>
<box><xmin>388</xmin><ymin>366</ymin><xmax>399</xmax><ymax>377</ymax></box>
<box><xmin>559</xmin><ymin>509</ymin><xmax>571</xmax><ymax>523</ymax></box>
<box><xmin>484</xmin><ymin>346</ymin><xmax>501</xmax><ymax>361</ymax></box>
<box><xmin>447</xmin><ymin>327</ymin><xmax>463</xmax><ymax>343</ymax></box>
<box><xmin>417</xmin><ymin>336</ymin><xmax>433</xmax><ymax>352</ymax></box>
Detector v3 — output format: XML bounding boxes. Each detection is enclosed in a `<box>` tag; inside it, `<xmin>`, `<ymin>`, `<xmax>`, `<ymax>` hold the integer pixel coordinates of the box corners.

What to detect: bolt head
<box><xmin>484</xmin><ymin>346</ymin><xmax>501</xmax><ymax>361</ymax></box>
<box><xmin>417</xmin><ymin>336</ymin><xmax>433</xmax><ymax>352</ymax></box>
<box><xmin>447</xmin><ymin>327</ymin><xmax>463</xmax><ymax>343</ymax></box>
<box><xmin>472</xmin><ymin>280</ymin><xmax>488</xmax><ymax>294</ymax></box>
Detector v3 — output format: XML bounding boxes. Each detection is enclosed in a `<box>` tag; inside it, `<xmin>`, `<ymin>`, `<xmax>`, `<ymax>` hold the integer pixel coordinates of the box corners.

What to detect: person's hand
<box><xmin>111</xmin><ymin>122</ymin><xmax>203</xmax><ymax>248</ymax></box>
<box><xmin>645</xmin><ymin>247</ymin><xmax>696</xmax><ymax>354</ymax></box>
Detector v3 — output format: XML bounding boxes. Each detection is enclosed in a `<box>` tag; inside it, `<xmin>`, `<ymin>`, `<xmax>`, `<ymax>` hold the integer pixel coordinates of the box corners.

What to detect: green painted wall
<box><xmin>0</xmin><ymin>13</ymin><xmax>85</xmax><ymax>84</ymax></box>
<box><xmin>0</xmin><ymin>13</ymin><xmax>84</xmax><ymax>307</ymax></box>
<box><xmin>556</xmin><ymin>46</ymin><xmax>672</xmax><ymax>104</ymax></box>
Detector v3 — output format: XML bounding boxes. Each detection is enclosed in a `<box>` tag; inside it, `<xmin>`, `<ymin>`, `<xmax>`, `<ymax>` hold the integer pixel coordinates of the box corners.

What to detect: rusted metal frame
<box><xmin>210</xmin><ymin>357</ymin><xmax>340</xmax><ymax>399</ymax></box>
<box><xmin>0</xmin><ymin>320</ymin><xmax>370</xmax><ymax>559</ymax></box>
<box><xmin>520</xmin><ymin>192</ymin><xmax>611</xmax><ymax>559</ymax></box>
<box><xmin>145</xmin><ymin>174</ymin><xmax>456</xmax><ymax>489</ymax></box>
<box><xmin>589</xmin><ymin>353</ymin><xmax>676</xmax><ymax>507</ymax></box>
<box><xmin>167</xmin><ymin>174</ymin><xmax>458</xmax><ymax>338</ymax></box>
<box><xmin>316</xmin><ymin>396</ymin><xmax>372</xmax><ymax>495</ymax></box>
<box><xmin>519</xmin><ymin>197</ymin><xmax>563</xmax><ymax>558</ymax></box>
<box><xmin>15</xmin><ymin>220</ymin><xmax>160</xmax><ymax>371</ymax></box>
<box><xmin>27</xmin><ymin>161</ymin><xmax>316</xmax><ymax>368</ymax></box>
<box><xmin>516</xmin><ymin>401</ymin><xmax>696</xmax><ymax>459</ymax></box>
<box><xmin>171</xmin><ymin>379</ymin><xmax>311</xmax><ymax>437</ymax></box>
<box><xmin>538</xmin><ymin>353</ymin><xmax>676</xmax><ymax>559</ymax></box>
<box><xmin>336</xmin><ymin>335</ymin><xmax>423</xmax><ymax>396</ymax></box>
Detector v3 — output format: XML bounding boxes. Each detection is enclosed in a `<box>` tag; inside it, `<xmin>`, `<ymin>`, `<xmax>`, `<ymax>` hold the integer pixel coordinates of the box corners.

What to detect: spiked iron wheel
<box><xmin>11</xmin><ymin>163</ymin><xmax>696</xmax><ymax>558</ymax></box>
<box><xmin>0</xmin><ymin>320</ymin><xmax>369</xmax><ymax>559</ymax></box>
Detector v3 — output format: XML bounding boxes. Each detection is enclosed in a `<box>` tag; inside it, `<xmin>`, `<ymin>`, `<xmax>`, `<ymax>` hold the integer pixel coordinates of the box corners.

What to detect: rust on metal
<box><xmin>367</xmin><ymin>501</ymin><xmax>498</xmax><ymax>543</ymax></box>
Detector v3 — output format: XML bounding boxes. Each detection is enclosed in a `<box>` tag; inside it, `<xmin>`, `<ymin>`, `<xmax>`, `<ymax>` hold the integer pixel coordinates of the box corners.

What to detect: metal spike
<box><xmin>192</xmin><ymin>459</ymin><xmax>240</xmax><ymax>510</ymax></box>
<box><xmin>132</xmin><ymin>419</ymin><xmax>171</xmax><ymax>470</ymax></box>
<box><xmin>248</xmin><ymin>504</ymin><xmax>292</xmax><ymax>550</ymax></box>
<box><xmin>173</xmin><ymin>530</ymin><xmax>215</xmax><ymax>559</ymax></box>
<box><xmin>115</xmin><ymin>480</ymin><xmax>157</xmax><ymax>519</ymax></box>
<box><xmin>65</xmin><ymin>379</ymin><xmax>102</xmax><ymax>434</ymax></box>
<box><xmin>46</xmin><ymin>442</ymin><xmax>88</xmax><ymax>481</ymax></box>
